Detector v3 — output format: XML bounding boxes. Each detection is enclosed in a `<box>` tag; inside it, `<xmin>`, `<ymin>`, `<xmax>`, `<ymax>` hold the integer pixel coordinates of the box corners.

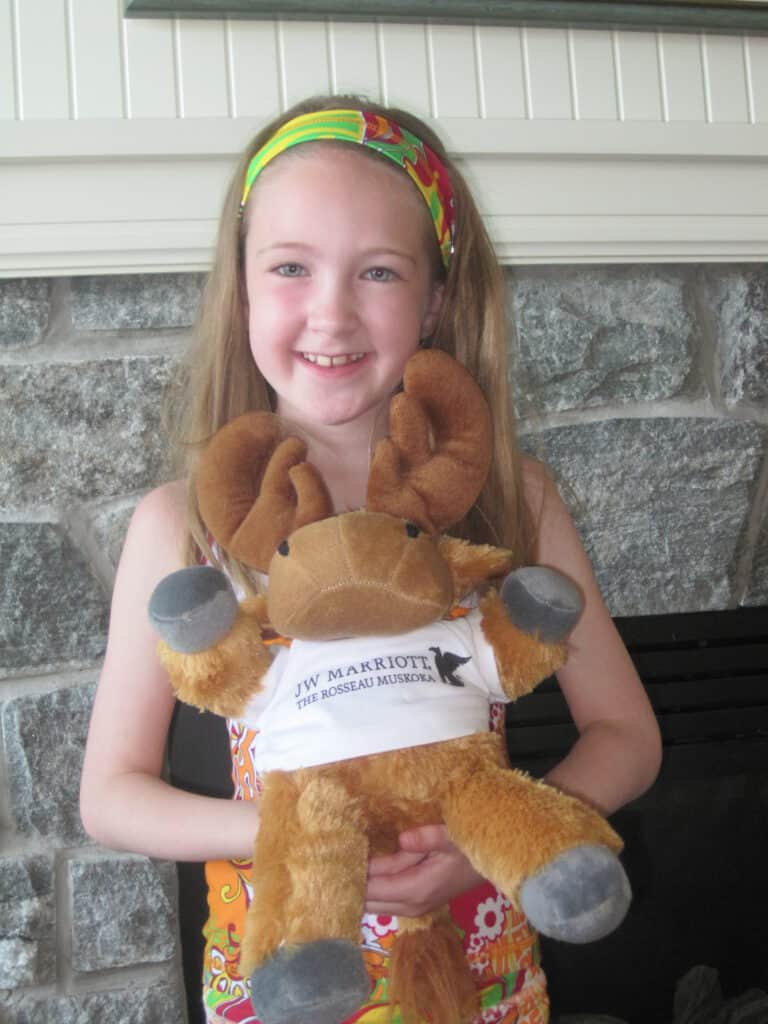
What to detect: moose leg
<box><xmin>441</xmin><ymin>748</ymin><xmax>630</xmax><ymax>944</ymax></box>
<box><xmin>240</xmin><ymin>773</ymin><xmax>299</xmax><ymax>975</ymax></box>
<box><xmin>389</xmin><ymin>912</ymin><xmax>478</xmax><ymax>1024</ymax></box>
<box><xmin>246</xmin><ymin>773</ymin><xmax>371</xmax><ymax>1024</ymax></box>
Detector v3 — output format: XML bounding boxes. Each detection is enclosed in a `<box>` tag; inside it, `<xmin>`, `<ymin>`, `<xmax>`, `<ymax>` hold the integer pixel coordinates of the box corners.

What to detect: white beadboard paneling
<box><xmin>569</xmin><ymin>29</ymin><xmax>617</xmax><ymax>120</ymax></box>
<box><xmin>523</xmin><ymin>27</ymin><xmax>572</xmax><ymax>120</ymax></box>
<box><xmin>614</xmin><ymin>31</ymin><xmax>662</xmax><ymax>122</ymax></box>
<box><xmin>378</xmin><ymin>23</ymin><xmax>431</xmax><ymax>116</ymax></box>
<box><xmin>703</xmin><ymin>35</ymin><xmax>749</xmax><ymax>124</ymax></box>
<box><xmin>659</xmin><ymin>33</ymin><xmax>706</xmax><ymax>121</ymax></box>
<box><xmin>16</xmin><ymin>0</ymin><xmax>69</xmax><ymax>119</ymax></box>
<box><xmin>123</xmin><ymin>17</ymin><xmax>177</xmax><ymax>118</ymax></box>
<box><xmin>428</xmin><ymin>24</ymin><xmax>478</xmax><ymax>118</ymax></box>
<box><xmin>176</xmin><ymin>19</ymin><xmax>229</xmax><ymax>118</ymax></box>
<box><xmin>747</xmin><ymin>37</ymin><xmax>768</xmax><ymax>123</ymax></box>
<box><xmin>278</xmin><ymin>21</ymin><xmax>332</xmax><ymax>110</ymax></box>
<box><xmin>476</xmin><ymin>26</ymin><xmax>526</xmax><ymax>120</ymax></box>
<box><xmin>0</xmin><ymin>0</ymin><xmax>15</xmax><ymax>119</ymax></box>
<box><xmin>69</xmin><ymin>0</ymin><xmax>123</xmax><ymax>119</ymax></box>
<box><xmin>229</xmin><ymin>21</ymin><xmax>280</xmax><ymax>118</ymax></box>
<box><xmin>328</xmin><ymin>21</ymin><xmax>381</xmax><ymax>100</ymax></box>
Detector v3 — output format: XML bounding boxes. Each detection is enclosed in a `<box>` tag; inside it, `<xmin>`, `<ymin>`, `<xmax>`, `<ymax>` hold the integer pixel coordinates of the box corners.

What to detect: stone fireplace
<box><xmin>1</xmin><ymin>262</ymin><xmax>766</xmax><ymax>1021</ymax></box>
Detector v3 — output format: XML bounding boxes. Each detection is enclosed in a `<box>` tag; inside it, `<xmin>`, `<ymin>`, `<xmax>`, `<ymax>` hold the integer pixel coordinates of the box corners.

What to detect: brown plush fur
<box><xmin>162</xmin><ymin>520</ymin><xmax>623</xmax><ymax>1024</ymax></box>
<box><xmin>479</xmin><ymin>590</ymin><xmax>569</xmax><ymax>699</ymax></box>
<box><xmin>389</xmin><ymin>913</ymin><xmax>479</xmax><ymax>1024</ymax></box>
<box><xmin>157</xmin><ymin>596</ymin><xmax>271</xmax><ymax>718</ymax></box>
<box><xmin>160</xmin><ymin>350</ymin><xmax>623</xmax><ymax>1024</ymax></box>
<box><xmin>235</xmin><ymin>730</ymin><xmax>622</xmax><ymax>1018</ymax></box>
<box><xmin>366</xmin><ymin>350</ymin><xmax>493</xmax><ymax>534</ymax></box>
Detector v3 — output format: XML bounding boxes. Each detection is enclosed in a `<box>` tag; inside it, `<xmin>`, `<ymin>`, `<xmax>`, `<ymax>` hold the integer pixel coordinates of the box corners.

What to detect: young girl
<box><xmin>80</xmin><ymin>95</ymin><xmax>662</xmax><ymax>1024</ymax></box>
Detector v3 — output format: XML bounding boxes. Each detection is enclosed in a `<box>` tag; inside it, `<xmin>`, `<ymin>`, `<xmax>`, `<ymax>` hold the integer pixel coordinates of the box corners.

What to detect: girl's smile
<box><xmin>242</xmin><ymin>145</ymin><xmax>443</xmax><ymax>435</ymax></box>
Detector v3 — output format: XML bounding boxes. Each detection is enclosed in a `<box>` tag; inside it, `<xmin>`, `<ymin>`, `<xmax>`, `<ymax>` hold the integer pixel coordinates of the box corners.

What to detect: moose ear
<box><xmin>437</xmin><ymin>536</ymin><xmax>514</xmax><ymax>601</ymax></box>
<box><xmin>197</xmin><ymin>412</ymin><xmax>332</xmax><ymax>572</ymax></box>
<box><xmin>367</xmin><ymin>349</ymin><xmax>493</xmax><ymax>534</ymax></box>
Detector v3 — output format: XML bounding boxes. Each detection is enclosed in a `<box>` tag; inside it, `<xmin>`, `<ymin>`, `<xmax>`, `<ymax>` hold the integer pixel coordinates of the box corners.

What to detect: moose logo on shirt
<box><xmin>429</xmin><ymin>647</ymin><xmax>470</xmax><ymax>687</ymax></box>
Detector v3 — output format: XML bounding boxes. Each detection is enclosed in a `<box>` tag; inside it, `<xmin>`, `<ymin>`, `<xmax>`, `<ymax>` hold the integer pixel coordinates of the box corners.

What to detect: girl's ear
<box><xmin>420</xmin><ymin>281</ymin><xmax>444</xmax><ymax>340</ymax></box>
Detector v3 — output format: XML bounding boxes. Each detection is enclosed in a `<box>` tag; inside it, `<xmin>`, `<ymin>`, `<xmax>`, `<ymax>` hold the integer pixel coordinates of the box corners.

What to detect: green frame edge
<box><xmin>123</xmin><ymin>0</ymin><xmax>768</xmax><ymax>34</ymax></box>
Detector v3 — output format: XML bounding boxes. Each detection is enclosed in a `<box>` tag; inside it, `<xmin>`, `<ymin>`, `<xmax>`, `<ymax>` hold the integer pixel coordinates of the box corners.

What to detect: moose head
<box><xmin>195</xmin><ymin>348</ymin><xmax>512</xmax><ymax>640</ymax></box>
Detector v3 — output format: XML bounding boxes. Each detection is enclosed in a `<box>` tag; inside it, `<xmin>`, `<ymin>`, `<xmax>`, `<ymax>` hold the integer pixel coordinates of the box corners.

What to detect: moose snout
<box><xmin>267</xmin><ymin>511</ymin><xmax>454</xmax><ymax>640</ymax></box>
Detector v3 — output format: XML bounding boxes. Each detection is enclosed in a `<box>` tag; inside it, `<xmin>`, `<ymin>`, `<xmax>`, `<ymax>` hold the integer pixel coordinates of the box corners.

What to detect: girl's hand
<box><xmin>364</xmin><ymin>824</ymin><xmax>484</xmax><ymax>917</ymax></box>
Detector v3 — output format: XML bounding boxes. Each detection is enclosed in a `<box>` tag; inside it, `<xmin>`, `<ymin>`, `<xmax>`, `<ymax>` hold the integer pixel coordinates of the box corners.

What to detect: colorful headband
<box><xmin>240</xmin><ymin>109</ymin><xmax>455</xmax><ymax>269</ymax></box>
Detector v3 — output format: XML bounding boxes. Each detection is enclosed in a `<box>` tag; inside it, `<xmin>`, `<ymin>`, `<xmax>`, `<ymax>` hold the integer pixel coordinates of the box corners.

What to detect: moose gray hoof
<box><xmin>500</xmin><ymin>567</ymin><xmax>583</xmax><ymax>643</ymax></box>
<box><xmin>148</xmin><ymin>566</ymin><xmax>238</xmax><ymax>653</ymax></box>
<box><xmin>249</xmin><ymin>939</ymin><xmax>370</xmax><ymax>1024</ymax></box>
<box><xmin>520</xmin><ymin>843</ymin><xmax>631</xmax><ymax>944</ymax></box>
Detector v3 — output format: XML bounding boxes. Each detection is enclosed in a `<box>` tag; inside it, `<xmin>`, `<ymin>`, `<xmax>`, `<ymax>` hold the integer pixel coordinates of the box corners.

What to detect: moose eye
<box><xmin>405</xmin><ymin>522</ymin><xmax>421</xmax><ymax>538</ymax></box>
<box><xmin>277</xmin><ymin>539</ymin><xmax>290</xmax><ymax>556</ymax></box>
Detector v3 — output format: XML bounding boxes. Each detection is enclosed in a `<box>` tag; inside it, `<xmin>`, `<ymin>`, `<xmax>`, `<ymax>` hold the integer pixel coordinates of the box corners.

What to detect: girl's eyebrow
<box><xmin>361</xmin><ymin>247</ymin><xmax>417</xmax><ymax>266</ymax></box>
<box><xmin>253</xmin><ymin>242</ymin><xmax>417</xmax><ymax>266</ymax></box>
<box><xmin>253</xmin><ymin>241</ymin><xmax>315</xmax><ymax>256</ymax></box>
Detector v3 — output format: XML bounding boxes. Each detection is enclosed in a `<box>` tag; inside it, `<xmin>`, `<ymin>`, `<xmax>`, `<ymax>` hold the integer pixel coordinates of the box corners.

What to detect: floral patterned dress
<box><xmin>201</xmin><ymin>707</ymin><xmax>550</xmax><ymax>1024</ymax></box>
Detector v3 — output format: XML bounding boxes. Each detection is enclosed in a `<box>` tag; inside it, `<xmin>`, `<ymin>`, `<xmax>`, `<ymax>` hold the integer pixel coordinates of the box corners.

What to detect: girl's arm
<box><xmin>366</xmin><ymin>459</ymin><xmax>661</xmax><ymax>914</ymax></box>
<box><xmin>527</xmin><ymin>460</ymin><xmax>662</xmax><ymax>814</ymax></box>
<box><xmin>79</xmin><ymin>483</ymin><xmax>260</xmax><ymax>862</ymax></box>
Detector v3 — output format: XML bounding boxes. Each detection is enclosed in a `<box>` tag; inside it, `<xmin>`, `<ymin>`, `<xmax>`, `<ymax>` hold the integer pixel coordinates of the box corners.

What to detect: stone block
<box><xmin>744</xmin><ymin>513</ymin><xmax>768</xmax><ymax>606</ymax></box>
<box><xmin>69</xmin><ymin>855</ymin><xmax>177</xmax><ymax>972</ymax></box>
<box><xmin>2</xmin><ymin>683</ymin><xmax>95</xmax><ymax>843</ymax></box>
<box><xmin>0</xmin><ymin>984</ymin><xmax>186</xmax><ymax>1024</ymax></box>
<box><xmin>0</xmin><ymin>279</ymin><xmax>51</xmax><ymax>348</ymax></box>
<box><xmin>510</xmin><ymin>266</ymin><xmax>697</xmax><ymax>414</ymax></box>
<box><xmin>90</xmin><ymin>499</ymin><xmax>139</xmax><ymax>572</ymax></box>
<box><xmin>0</xmin><ymin>522</ymin><xmax>108</xmax><ymax>677</ymax></box>
<box><xmin>71</xmin><ymin>273</ymin><xmax>204</xmax><ymax>331</ymax></box>
<box><xmin>700</xmin><ymin>265</ymin><xmax>768</xmax><ymax>409</ymax></box>
<box><xmin>525</xmin><ymin>417</ymin><xmax>767</xmax><ymax>616</ymax></box>
<box><xmin>0</xmin><ymin>356</ymin><xmax>173</xmax><ymax>511</ymax></box>
<box><xmin>0</xmin><ymin>854</ymin><xmax>56</xmax><ymax>986</ymax></box>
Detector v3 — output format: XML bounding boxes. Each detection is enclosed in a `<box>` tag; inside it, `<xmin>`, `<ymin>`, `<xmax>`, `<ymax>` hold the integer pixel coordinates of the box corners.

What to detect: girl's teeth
<box><xmin>303</xmin><ymin>353</ymin><xmax>364</xmax><ymax>367</ymax></box>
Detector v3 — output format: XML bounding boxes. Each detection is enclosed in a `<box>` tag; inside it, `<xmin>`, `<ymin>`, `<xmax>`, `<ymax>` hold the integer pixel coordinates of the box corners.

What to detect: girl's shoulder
<box><xmin>121</xmin><ymin>480</ymin><xmax>189</xmax><ymax>579</ymax></box>
<box><xmin>519</xmin><ymin>455</ymin><xmax>586</xmax><ymax>572</ymax></box>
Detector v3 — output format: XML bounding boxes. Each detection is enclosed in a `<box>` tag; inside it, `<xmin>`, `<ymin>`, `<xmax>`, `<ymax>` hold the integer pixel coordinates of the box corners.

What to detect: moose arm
<box><xmin>479</xmin><ymin>589</ymin><xmax>569</xmax><ymax>700</ymax></box>
<box><xmin>155</xmin><ymin>589</ymin><xmax>273</xmax><ymax>718</ymax></box>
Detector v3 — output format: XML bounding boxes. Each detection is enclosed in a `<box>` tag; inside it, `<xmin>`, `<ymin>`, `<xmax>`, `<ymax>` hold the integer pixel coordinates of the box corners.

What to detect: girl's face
<box><xmin>242</xmin><ymin>145</ymin><xmax>444</xmax><ymax>431</ymax></box>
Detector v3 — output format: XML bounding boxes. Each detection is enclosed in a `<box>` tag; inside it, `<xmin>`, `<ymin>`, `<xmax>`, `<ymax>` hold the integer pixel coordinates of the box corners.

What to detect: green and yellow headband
<box><xmin>240</xmin><ymin>109</ymin><xmax>456</xmax><ymax>269</ymax></box>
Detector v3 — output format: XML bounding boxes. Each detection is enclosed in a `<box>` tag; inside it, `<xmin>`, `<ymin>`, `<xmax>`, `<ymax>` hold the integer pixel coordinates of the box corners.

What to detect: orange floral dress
<box><xmin>202</xmin><ymin>709</ymin><xmax>549</xmax><ymax>1024</ymax></box>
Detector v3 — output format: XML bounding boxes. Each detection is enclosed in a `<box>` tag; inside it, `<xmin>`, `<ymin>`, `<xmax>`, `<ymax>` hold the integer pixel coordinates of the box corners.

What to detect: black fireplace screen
<box><xmin>170</xmin><ymin>605</ymin><xmax>768</xmax><ymax>1023</ymax></box>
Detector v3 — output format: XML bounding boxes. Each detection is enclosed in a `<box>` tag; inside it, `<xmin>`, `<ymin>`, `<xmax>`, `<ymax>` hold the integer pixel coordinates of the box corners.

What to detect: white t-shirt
<box><xmin>242</xmin><ymin>609</ymin><xmax>506</xmax><ymax>772</ymax></box>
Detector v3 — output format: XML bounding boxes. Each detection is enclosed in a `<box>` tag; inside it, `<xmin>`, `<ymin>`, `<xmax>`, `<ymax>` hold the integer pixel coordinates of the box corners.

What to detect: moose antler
<box><xmin>367</xmin><ymin>349</ymin><xmax>493</xmax><ymax>533</ymax></box>
<box><xmin>197</xmin><ymin>412</ymin><xmax>332</xmax><ymax>571</ymax></box>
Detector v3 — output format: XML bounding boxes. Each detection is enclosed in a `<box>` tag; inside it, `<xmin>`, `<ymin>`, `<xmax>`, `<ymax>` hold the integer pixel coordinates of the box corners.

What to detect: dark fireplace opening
<box><xmin>169</xmin><ymin>606</ymin><xmax>768</xmax><ymax>1024</ymax></box>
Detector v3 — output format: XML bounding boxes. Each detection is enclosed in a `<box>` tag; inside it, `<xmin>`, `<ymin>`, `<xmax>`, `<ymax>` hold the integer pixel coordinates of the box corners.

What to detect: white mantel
<box><xmin>2</xmin><ymin>1</ymin><xmax>768</xmax><ymax>275</ymax></box>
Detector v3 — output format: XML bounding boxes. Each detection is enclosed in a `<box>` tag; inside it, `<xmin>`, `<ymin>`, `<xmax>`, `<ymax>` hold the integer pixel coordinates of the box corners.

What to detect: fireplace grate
<box><xmin>506</xmin><ymin>605</ymin><xmax>768</xmax><ymax>768</ymax></box>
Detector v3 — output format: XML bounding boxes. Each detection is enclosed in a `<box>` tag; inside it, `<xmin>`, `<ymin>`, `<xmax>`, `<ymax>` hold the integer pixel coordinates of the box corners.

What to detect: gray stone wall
<box><xmin>513</xmin><ymin>264</ymin><xmax>768</xmax><ymax>614</ymax></box>
<box><xmin>1</xmin><ymin>274</ymin><xmax>202</xmax><ymax>1024</ymax></box>
<box><xmin>1</xmin><ymin>265</ymin><xmax>766</xmax><ymax>1022</ymax></box>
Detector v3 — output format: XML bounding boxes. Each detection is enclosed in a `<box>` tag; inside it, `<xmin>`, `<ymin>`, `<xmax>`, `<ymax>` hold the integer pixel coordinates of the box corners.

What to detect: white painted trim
<box><xmin>4</xmin><ymin>116</ymin><xmax>768</xmax><ymax>159</ymax></box>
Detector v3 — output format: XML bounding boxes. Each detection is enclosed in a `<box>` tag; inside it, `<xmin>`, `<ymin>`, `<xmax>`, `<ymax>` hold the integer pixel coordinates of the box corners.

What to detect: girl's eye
<box><xmin>275</xmin><ymin>263</ymin><xmax>306</xmax><ymax>278</ymax></box>
<box><xmin>364</xmin><ymin>267</ymin><xmax>396</xmax><ymax>283</ymax></box>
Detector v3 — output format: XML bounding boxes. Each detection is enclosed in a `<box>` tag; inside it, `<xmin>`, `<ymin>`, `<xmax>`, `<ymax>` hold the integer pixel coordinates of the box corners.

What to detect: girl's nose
<box><xmin>306</xmin><ymin>277</ymin><xmax>358</xmax><ymax>336</ymax></box>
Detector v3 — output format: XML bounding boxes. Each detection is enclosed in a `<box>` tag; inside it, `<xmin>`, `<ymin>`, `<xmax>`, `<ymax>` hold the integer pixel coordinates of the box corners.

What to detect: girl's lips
<box><xmin>300</xmin><ymin>352</ymin><xmax>366</xmax><ymax>368</ymax></box>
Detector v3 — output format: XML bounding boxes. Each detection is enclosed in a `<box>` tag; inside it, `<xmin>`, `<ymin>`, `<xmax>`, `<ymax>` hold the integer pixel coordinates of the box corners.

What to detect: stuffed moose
<box><xmin>149</xmin><ymin>348</ymin><xmax>631</xmax><ymax>1024</ymax></box>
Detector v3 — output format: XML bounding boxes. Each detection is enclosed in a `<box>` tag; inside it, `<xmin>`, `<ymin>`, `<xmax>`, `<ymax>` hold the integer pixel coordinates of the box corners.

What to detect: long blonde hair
<box><xmin>167</xmin><ymin>94</ymin><xmax>535</xmax><ymax>583</ymax></box>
